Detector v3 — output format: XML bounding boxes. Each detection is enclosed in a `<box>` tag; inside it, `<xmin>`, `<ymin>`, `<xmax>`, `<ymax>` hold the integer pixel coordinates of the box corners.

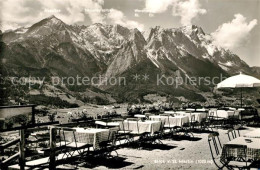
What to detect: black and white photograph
<box><xmin>0</xmin><ymin>0</ymin><xmax>260</xmax><ymax>169</ymax></box>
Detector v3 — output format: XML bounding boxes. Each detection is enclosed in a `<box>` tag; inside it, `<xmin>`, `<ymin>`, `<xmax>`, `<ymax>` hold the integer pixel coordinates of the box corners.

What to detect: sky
<box><xmin>0</xmin><ymin>0</ymin><xmax>259</xmax><ymax>66</ymax></box>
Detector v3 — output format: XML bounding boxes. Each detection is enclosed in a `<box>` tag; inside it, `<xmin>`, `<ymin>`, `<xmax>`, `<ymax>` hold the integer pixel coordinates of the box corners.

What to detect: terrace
<box><xmin>0</xmin><ymin>104</ymin><xmax>260</xmax><ymax>169</ymax></box>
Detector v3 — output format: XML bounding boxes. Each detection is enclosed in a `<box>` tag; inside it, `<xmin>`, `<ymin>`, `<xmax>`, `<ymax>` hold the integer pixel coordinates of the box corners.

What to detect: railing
<box><xmin>0</xmin><ymin>138</ymin><xmax>20</xmax><ymax>153</ymax></box>
<box><xmin>0</xmin><ymin>130</ymin><xmax>25</xmax><ymax>170</ymax></box>
<box><xmin>49</xmin><ymin>126</ymin><xmax>56</xmax><ymax>169</ymax></box>
<box><xmin>0</xmin><ymin>121</ymin><xmax>59</xmax><ymax>132</ymax></box>
<box><xmin>0</xmin><ymin>119</ymin><xmax>98</xmax><ymax>169</ymax></box>
<box><xmin>0</xmin><ymin>140</ymin><xmax>20</xmax><ymax>169</ymax></box>
<box><xmin>0</xmin><ymin>122</ymin><xmax>59</xmax><ymax>170</ymax></box>
<box><xmin>1</xmin><ymin>117</ymin><xmax>120</xmax><ymax>169</ymax></box>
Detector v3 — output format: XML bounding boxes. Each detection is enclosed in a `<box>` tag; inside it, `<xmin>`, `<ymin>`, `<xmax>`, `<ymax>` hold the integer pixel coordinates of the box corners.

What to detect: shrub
<box><xmin>5</xmin><ymin>114</ymin><xmax>29</xmax><ymax>128</ymax></box>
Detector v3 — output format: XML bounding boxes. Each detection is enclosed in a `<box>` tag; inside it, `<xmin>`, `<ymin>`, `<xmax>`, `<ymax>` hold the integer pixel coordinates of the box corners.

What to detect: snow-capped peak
<box><xmin>181</xmin><ymin>25</ymin><xmax>205</xmax><ymax>36</ymax></box>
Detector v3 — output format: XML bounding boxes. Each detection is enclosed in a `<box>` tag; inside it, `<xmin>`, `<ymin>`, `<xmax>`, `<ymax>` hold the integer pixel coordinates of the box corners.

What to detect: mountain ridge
<box><xmin>1</xmin><ymin>16</ymin><xmax>259</xmax><ymax>106</ymax></box>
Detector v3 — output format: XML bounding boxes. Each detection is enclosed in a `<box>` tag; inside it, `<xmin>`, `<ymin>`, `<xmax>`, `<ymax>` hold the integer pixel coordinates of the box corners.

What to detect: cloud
<box><xmin>83</xmin><ymin>0</ymin><xmax>105</xmax><ymax>23</ymax></box>
<box><xmin>212</xmin><ymin>14</ymin><xmax>257</xmax><ymax>50</ymax></box>
<box><xmin>1</xmin><ymin>0</ymin><xmax>103</xmax><ymax>30</ymax></box>
<box><xmin>144</xmin><ymin>0</ymin><xmax>174</xmax><ymax>13</ymax></box>
<box><xmin>107</xmin><ymin>9</ymin><xmax>144</xmax><ymax>31</ymax></box>
<box><xmin>0</xmin><ymin>0</ymin><xmax>143</xmax><ymax>32</ymax></box>
<box><xmin>143</xmin><ymin>0</ymin><xmax>206</xmax><ymax>26</ymax></box>
<box><xmin>172</xmin><ymin>0</ymin><xmax>206</xmax><ymax>26</ymax></box>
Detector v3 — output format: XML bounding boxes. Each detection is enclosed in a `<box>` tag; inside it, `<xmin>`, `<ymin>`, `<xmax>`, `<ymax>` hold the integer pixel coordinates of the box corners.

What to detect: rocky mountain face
<box><xmin>251</xmin><ymin>67</ymin><xmax>260</xmax><ymax>78</ymax></box>
<box><xmin>145</xmin><ymin>25</ymin><xmax>252</xmax><ymax>74</ymax></box>
<box><xmin>0</xmin><ymin>16</ymin><xmax>259</xmax><ymax>105</ymax></box>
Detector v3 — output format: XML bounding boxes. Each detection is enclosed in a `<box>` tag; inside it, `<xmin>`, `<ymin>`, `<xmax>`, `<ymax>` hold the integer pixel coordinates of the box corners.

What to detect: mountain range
<box><xmin>0</xmin><ymin>15</ymin><xmax>259</xmax><ymax>106</ymax></box>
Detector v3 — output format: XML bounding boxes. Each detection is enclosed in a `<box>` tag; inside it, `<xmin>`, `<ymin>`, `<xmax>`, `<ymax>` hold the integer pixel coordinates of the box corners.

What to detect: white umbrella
<box><xmin>217</xmin><ymin>72</ymin><xmax>260</xmax><ymax>107</ymax></box>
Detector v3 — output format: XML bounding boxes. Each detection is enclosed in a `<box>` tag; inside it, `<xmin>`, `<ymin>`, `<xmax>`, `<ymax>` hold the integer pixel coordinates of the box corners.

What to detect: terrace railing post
<box><xmin>32</xmin><ymin>105</ymin><xmax>36</xmax><ymax>125</ymax></box>
<box><xmin>19</xmin><ymin>129</ymin><xmax>25</xmax><ymax>170</ymax></box>
<box><xmin>49</xmin><ymin>127</ymin><xmax>57</xmax><ymax>170</ymax></box>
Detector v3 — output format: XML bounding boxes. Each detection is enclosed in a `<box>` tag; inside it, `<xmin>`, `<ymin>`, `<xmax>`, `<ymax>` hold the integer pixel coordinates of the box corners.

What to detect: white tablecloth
<box><xmin>175</xmin><ymin>111</ymin><xmax>187</xmax><ymax>114</ymax></box>
<box><xmin>95</xmin><ymin>120</ymin><xmax>120</xmax><ymax>127</ymax></box>
<box><xmin>134</xmin><ymin>114</ymin><xmax>146</xmax><ymax>118</ymax></box>
<box><xmin>210</xmin><ymin>110</ymin><xmax>235</xmax><ymax>118</ymax></box>
<box><xmin>175</xmin><ymin>112</ymin><xmax>207</xmax><ymax>123</ymax></box>
<box><xmin>123</xmin><ymin>120</ymin><xmax>161</xmax><ymax>134</ymax></box>
<box><xmin>196</xmin><ymin>108</ymin><xmax>208</xmax><ymax>112</ymax></box>
<box><xmin>64</xmin><ymin>128</ymin><xmax>110</xmax><ymax>149</ymax></box>
<box><xmin>149</xmin><ymin>115</ymin><xmax>189</xmax><ymax>127</ymax></box>
<box><xmin>164</xmin><ymin>111</ymin><xmax>175</xmax><ymax>115</ymax></box>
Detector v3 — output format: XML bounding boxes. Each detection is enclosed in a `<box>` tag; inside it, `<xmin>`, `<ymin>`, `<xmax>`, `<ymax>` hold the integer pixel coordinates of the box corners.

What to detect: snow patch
<box><xmin>147</xmin><ymin>49</ymin><xmax>160</xmax><ymax>68</ymax></box>
<box><xmin>202</xmin><ymin>54</ymin><xmax>210</xmax><ymax>59</ymax></box>
<box><xmin>205</xmin><ymin>44</ymin><xmax>216</xmax><ymax>56</ymax></box>
<box><xmin>225</xmin><ymin>61</ymin><xmax>233</xmax><ymax>66</ymax></box>
<box><xmin>218</xmin><ymin>64</ymin><xmax>229</xmax><ymax>71</ymax></box>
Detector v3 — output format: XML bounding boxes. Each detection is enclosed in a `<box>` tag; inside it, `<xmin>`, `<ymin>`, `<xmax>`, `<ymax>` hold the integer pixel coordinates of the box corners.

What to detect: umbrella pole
<box><xmin>240</xmin><ymin>88</ymin><xmax>243</xmax><ymax>108</ymax></box>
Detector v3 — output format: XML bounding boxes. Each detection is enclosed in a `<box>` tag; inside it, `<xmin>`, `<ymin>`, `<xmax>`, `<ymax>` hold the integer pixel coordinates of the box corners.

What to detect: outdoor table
<box><xmin>211</xmin><ymin>110</ymin><xmax>235</xmax><ymax>118</ymax></box>
<box><xmin>223</xmin><ymin>137</ymin><xmax>260</xmax><ymax>161</ymax></box>
<box><xmin>134</xmin><ymin>114</ymin><xmax>146</xmax><ymax>118</ymax></box>
<box><xmin>243</xmin><ymin>129</ymin><xmax>260</xmax><ymax>138</ymax></box>
<box><xmin>196</xmin><ymin>108</ymin><xmax>208</xmax><ymax>112</ymax></box>
<box><xmin>192</xmin><ymin>112</ymin><xmax>207</xmax><ymax>122</ymax></box>
<box><xmin>175</xmin><ymin>111</ymin><xmax>187</xmax><ymax>114</ymax></box>
<box><xmin>234</xmin><ymin>110</ymin><xmax>241</xmax><ymax>116</ymax></box>
<box><xmin>164</xmin><ymin>111</ymin><xmax>190</xmax><ymax>115</ymax></box>
<box><xmin>228</xmin><ymin>107</ymin><xmax>236</xmax><ymax>111</ymax></box>
<box><xmin>95</xmin><ymin>120</ymin><xmax>120</xmax><ymax>127</ymax></box>
<box><xmin>186</xmin><ymin>108</ymin><xmax>195</xmax><ymax>111</ymax></box>
<box><xmin>235</xmin><ymin>109</ymin><xmax>255</xmax><ymax>120</ymax></box>
<box><xmin>164</xmin><ymin>111</ymin><xmax>175</xmax><ymax>115</ymax></box>
<box><xmin>149</xmin><ymin>115</ymin><xmax>189</xmax><ymax>127</ymax></box>
<box><xmin>122</xmin><ymin>120</ymin><xmax>161</xmax><ymax>135</ymax></box>
<box><xmin>231</xmin><ymin>109</ymin><xmax>246</xmax><ymax>119</ymax></box>
<box><xmin>30</xmin><ymin>131</ymin><xmax>49</xmax><ymax>137</ymax></box>
<box><xmin>175</xmin><ymin>112</ymin><xmax>207</xmax><ymax>123</ymax></box>
<box><xmin>65</xmin><ymin>128</ymin><xmax>110</xmax><ymax>149</ymax></box>
<box><xmin>238</xmin><ymin>108</ymin><xmax>245</xmax><ymax>111</ymax></box>
<box><xmin>30</xmin><ymin>131</ymin><xmax>49</xmax><ymax>139</ymax></box>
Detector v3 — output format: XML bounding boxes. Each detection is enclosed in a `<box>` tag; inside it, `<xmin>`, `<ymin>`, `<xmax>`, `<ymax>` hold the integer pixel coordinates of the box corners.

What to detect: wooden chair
<box><xmin>58</xmin><ymin>128</ymin><xmax>91</xmax><ymax>160</ymax></box>
<box><xmin>149</xmin><ymin>120</ymin><xmax>165</xmax><ymax>144</ymax></box>
<box><xmin>189</xmin><ymin>114</ymin><xmax>199</xmax><ymax>130</ymax></box>
<box><xmin>159</xmin><ymin>115</ymin><xmax>173</xmax><ymax>134</ymax></box>
<box><xmin>127</xmin><ymin>119</ymin><xmax>147</xmax><ymax>136</ymax></box>
<box><xmin>97</xmin><ymin>130</ymin><xmax>119</xmax><ymax>158</ymax></box>
<box><xmin>178</xmin><ymin>114</ymin><xmax>194</xmax><ymax>137</ymax></box>
<box><xmin>226</xmin><ymin>128</ymin><xmax>240</xmax><ymax>141</ymax></box>
<box><xmin>200</xmin><ymin>112</ymin><xmax>213</xmax><ymax>132</ymax></box>
<box><xmin>208</xmin><ymin>110</ymin><xmax>223</xmax><ymax>125</ymax></box>
<box><xmin>208</xmin><ymin>132</ymin><xmax>226</xmax><ymax>169</ymax></box>
<box><xmin>125</xmin><ymin>119</ymin><xmax>148</xmax><ymax>148</ymax></box>
<box><xmin>112</xmin><ymin>118</ymin><xmax>133</xmax><ymax>145</ymax></box>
